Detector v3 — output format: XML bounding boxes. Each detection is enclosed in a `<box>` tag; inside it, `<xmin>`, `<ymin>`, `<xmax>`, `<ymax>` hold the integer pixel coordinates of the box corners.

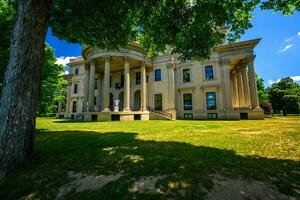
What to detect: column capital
<box><xmin>140</xmin><ymin>61</ymin><xmax>146</xmax><ymax>67</ymax></box>
<box><xmin>166</xmin><ymin>63</ymin><xmax>176</xmax><ymax>70</ymax></box>
<box><xmin>104</xmin><ymin>55</ymin><xmax>112</xmax><ymax>62</ymax></box>
<box><xmin>124</xmin><ymin>56</ymin><xmax>130</xmax><ymax>63</ymax></box>
<box><xmin>246</xmin><ymin>54</ymin><xmax>256</xmax><ymax>63</ymax></box>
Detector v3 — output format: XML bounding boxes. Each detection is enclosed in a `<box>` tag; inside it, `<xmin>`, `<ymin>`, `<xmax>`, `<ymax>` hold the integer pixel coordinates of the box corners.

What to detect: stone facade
<box><xmin>56</xmin><ymin>39</ymin><xmax>264</xmax><ymax>121</ymax></box>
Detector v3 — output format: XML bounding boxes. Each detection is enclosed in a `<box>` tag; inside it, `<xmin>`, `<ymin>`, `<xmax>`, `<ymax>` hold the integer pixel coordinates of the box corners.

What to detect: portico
<box><xmin>82</xmin><ymin>44</ymin><xmax>151</xmax><ymax>121</ymax></box>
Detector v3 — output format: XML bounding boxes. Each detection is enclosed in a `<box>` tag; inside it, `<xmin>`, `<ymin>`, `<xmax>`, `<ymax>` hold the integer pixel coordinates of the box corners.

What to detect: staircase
<box><xmin>147</xmin><ymin>107</ymin><xmax>173</xmax><ymax>120</ymax></box>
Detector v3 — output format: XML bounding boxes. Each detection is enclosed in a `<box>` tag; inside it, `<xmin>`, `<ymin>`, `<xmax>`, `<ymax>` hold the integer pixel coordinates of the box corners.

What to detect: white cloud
<box><xmin>278</xmin><ymin>44</ymin><xmax>294</xmax><ymax>52</ymax></box>
<box><xmin>285</xmin><ymin>37</ymin><xmax>294</xmax><ymax>42</ymax></box>
<box><xmin>291</xmin><ymin>76</ymin><xmax>300</xmax><ymax>82</ymax></box>
<box><xmin>297</xmin><ymin>32</ymin><xmax>300</xmax><ymax>36</ymax></box>
<box><xmin>55</xmin><ymin>56</ymin><xmax>76</xmax><ymax>66</ymax></box>
<box><xmin>268</xmin><ymin>79</ymin><xmax>281</xmax><ymax>85</ymax></box>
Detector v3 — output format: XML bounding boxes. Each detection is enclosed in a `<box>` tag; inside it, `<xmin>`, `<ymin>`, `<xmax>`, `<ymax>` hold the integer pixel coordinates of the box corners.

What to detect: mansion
<box><xmin>57</xmin><ymin>39</ymin><xmax>264</xmax><ymax>121</ymax></box>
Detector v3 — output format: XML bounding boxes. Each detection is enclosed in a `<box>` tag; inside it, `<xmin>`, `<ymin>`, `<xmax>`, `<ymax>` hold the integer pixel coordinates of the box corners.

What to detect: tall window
<box><xmin>155</xmin><ymin>69</ymin><xmax>161</xmax><ymax>81</ymax></box>
<box><xmin>183</xmin><ymin>93</ymin><xmax>192</xmax><ymax>110</ymax></box>
<box><xmin>94</xmin><ymin>96</ymin><xmax>97</xmax><ymax>106</ymax></box>
<box><xmin>95</xmin><ymin>79</ymin><xmax>98</xmax><ymax>89</ymax></box>
<box><xmin>155</xmin><ymin>94</ymin><xmax>162</xmax><ymax>111</ymax></box>
<box><xmin>183</xmin><ymin>69</ymin><xmax>191</xmax><ymax>82</ymax></box>
<box><xmin>121</xmin><ymin>74</ymin><xmax>124</xmax><ymax>87</ymax></box>
<box><xmin>206</xmin><ymin>92</ymin><xmax>217</xmax><ymax>110</ymax></box>
<box><xmin>110</xmin><ymin>76</ymin><xmax>112</xmax><ymax>88</ymax></box>
<box><xmin>74</xmin><ymin>84</ymin><xmax>78</xmax><ymax>94</ymax></box>
<box><xmin>75</xmin><ymin>68</ymin><xmax>79</xmax><ymax>75</ymax></box>
<box><xmin>72</xmin><ymin>101</ymin><xmax>77</xmax><ymax>113</ymax></box>
<box><xmin>136</xmin><ymin>72</ymin><xmax>141</xmax><ymax>85</ymax></box>
<box><xmin>205</xmin><ymin>65</ymin><xmax>214</xmax><ymax>80</ymax></box>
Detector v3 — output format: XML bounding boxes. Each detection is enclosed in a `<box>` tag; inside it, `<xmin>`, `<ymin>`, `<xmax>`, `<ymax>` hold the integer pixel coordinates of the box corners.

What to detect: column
<box><xmin>88</xmin><ymin>60</ymin><xmax>95</xmax><ymax>111</ymax></box>
<box><xmin>66</xmin><ymin>82</ymin><xmax>72</xmax><ymax>113</ymax></box>
<box><xmin>96</xmin><ymin>74</ymin><xmax>101</xmax><ymax>111</ymax></box>
<box><xmin>58</xmin><ymin>101</ymin><xmax>62</xmax><ymax>113</ymax></box>
<box><xmin>237</xmin><ymin>68</ymin><xmax>245</xmax><ymax>107</ymax></box>
<box><xmin>232</xmin><ymin>72</ymin><xmax>239</xmax><ymax>107</ymax></box>
<box><xmin>167</xmin><ymin>63</ymin><xmax>176</xmax><ymax>111</ymax></box>
<box><xmin>241</xmin><ymin>64</ymin><xmax>251</xmax><ymax>108</ymax></box>
<box><xmin>141</xmin><ymin>62</ymin><xmax>147</xmax><ymax>111</ymax></box>
<box><xmin>83</xmin><ymin>63</ymin><xmax>90</xmax><ymax>112</ymax></box>
<box><xmin>124</xmin><ymin>57</ymin><xmax>131</xmax><ymax>111</ymax></box>
<box><xmin>247</xmin><ymin>55</ymin><xmax>260</xmax><ymax>109</ymax></box>
<box><xmin>103</xmin><ymin>56</ymin><xmax>111</xmax><ymax>112</ymax></box>
<box><xmin>221</xmin><ymin>60</ymin><xmax>233</xmax><ymax>110</ymax></box>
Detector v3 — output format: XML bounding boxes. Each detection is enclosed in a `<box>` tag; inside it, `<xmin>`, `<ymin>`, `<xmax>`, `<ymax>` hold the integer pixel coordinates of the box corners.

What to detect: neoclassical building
<box><xmin>57</xmin><ymin>39</ymin><xmax>264</xmax><ymax>121</ymax></box>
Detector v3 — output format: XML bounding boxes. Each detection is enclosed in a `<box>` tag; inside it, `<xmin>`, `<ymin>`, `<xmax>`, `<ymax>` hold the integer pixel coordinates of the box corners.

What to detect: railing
<box><xmin>147</xmin><ymin>106</ymin><xmax>172</xmax><ymax>119</ymax></box>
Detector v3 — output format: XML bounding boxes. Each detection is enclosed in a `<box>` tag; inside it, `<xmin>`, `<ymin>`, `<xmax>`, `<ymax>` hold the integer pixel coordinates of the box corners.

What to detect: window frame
<box><xmin>182</xmin><ymin>68</ymin><xmax>191</xmax><ymax>83</ymax></box>
<box><xmin>154</xmin><ymin>94</ymin><xmax>163</xmax><ymax>111</ymax></box>
<box><xmin>205</xmin><ymin>65</ymin><xmax>214</xmax><ymax>80</ymax></box>
<box><xmin>183</xmin><ymin>93</ymin><xmax>193</xmax><ymax>111</ymax></box>
<box><xmin>72</xmin><ymin>101</ymin><xmax>77</xmax><ymax>113</ymax></box>
<box><xmin>154</xmin><ymin>69</ymin><xmax>161</xmax><ymax>81</ymax></box>
<box><xmin>73</xmin><ymin>84</ymin><xmax>78</xmax><ymax>94</ymax></box>
<box><xmin>75</xmin><ymin>68</ymin><xmax>79</xmax><ymax>75</ymax></box>
<box><xmin>206</xmin><ymin>92</ymin><xmax>217</xmax><ymax>110</ymax></box>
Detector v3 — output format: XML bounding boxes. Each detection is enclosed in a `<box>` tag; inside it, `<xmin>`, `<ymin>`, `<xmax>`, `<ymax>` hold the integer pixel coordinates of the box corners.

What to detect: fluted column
<box><xmin>221</xmin><ymin>60</ymin><xmax>233</xmax><ymax>109</ymax></box>
<box><xmin>124</xmin><ymin>57</ymin><xmax>131</xmax><ymax>111</ymax></box>
<box><xmin>88</xmin><ymin>60</ymin><xmax>96</xmax><ymax>111</ymax></box>
<box><xmin>232</xmin><ymin>72</ymin><xmax>239</xmax><ymax>107</ymax></box>
<box><xmin>66</xmin><ymin>82</ymin><xmax>72</xmax><ymax>113</ymax></box>
<box><xmin>167</xmin><ymin>63</ymin><xmax>176</xmax><ymax>111</ymax></box>
<box><xmin>96</xmin><ymin>74</ymin><xmax>102</xmax><ymax>111</ymax></box>
<box><xmin>84</xmin><ymin>63</ymin><xmax>90</xmax><ymax>112</ymax></box>
<box><xmin>103</xmin><ymin>56</ymin><xmax>111</xmax><ymax>112</ymax></box>
<box><xmin>241</xmin><ymin>64</ymin><xmax>251</xmax><ymax>108</ymax></box>
<box><xmin>141</xmin><ymin>63</ymin><xmax>147</xmax><ymax>111</ymax></box>
<box><xmin>247</xmin><ymin>55</ymin><xmax>260</xmax><ymax>109</ymax></box>
<box><xmin>237</xmin><ymin>68</ymin><xmax>245</xmax><ymax>107</ymax></box>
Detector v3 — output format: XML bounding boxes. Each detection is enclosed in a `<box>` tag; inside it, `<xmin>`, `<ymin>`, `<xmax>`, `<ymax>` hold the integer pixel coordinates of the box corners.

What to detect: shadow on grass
<box><xmin>0</xmin><ymin>130</ymin><xmax>299</xmax><ymax>199</ymax></box>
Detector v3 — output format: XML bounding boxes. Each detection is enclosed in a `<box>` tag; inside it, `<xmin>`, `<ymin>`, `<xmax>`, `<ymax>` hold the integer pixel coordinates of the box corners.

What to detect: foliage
<box><xmin>36</xmin><ymin>45</ymin><xmax>66</xmax><ymax>117</ymax></box>
<box><xmin>1</xmin><ymin>117</ymin><xmax>300</xmax><ymax>199</ymax></box>
<box><xmin>256</xmin><ymin>74</ymin><xmax>269</xmax><ymax>101</ymax></box>
<box><xmin>261</xmin><ymin>0</ymin><xmax>300</xmax><ymax>15</ymax></box>
<box><xmin>0</xmin><ymin>0</ymin><xmax>15</xmax><ymax>93</ymax></box>
<box><xmin>268</xmin><ymin>77</ymin><xmax>300</xmax><ymax>115</ymax></box>
<box><xmin>49</xmin><ymin>0</ymin><xmax>259</xmax><ymax>60</ymax></box>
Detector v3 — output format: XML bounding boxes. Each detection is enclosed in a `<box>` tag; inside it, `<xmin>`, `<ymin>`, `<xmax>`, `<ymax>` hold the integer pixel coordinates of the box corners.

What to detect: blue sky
<box><xmin>46</xmin><ymin>8</ymin><xmax>300</xmax><ymax>87</ymax></box>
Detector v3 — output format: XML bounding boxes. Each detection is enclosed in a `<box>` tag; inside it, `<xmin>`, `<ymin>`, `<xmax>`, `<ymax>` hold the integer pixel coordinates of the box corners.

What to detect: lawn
<box><xmin>1</xmin><ymin>116</ymin><xmax>300</xmax><ymax>199</ymax></box>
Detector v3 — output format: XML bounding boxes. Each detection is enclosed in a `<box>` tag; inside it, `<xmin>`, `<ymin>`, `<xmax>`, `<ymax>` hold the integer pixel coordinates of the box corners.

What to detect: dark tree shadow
<box><xmin>0</xmin><ymin>130</ymin><xmax>299</xmax><ymax>200</ymax></box>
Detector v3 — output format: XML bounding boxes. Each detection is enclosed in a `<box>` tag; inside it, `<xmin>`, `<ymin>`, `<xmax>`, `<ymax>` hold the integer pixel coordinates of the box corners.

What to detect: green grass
<box><xmin>1</xmin><ymin>116</ymin><xmax>300</xmax><ymax>199</ymax></box>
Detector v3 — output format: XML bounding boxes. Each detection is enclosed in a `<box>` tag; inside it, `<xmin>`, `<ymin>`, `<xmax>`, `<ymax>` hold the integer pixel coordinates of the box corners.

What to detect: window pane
<box><xmin>136</xmin><ymin>72</ymin><xmax>141</xmax><ymax>85</ymax></box>
<box><xmin>183</xmin><ymin>93</ymin><xmax>192</xmax><ymax>110</ymax></box>
<box><xmin>74</xmin><ymin>84</ymin><xmax>78</xmax><ymax>94</ymax></box>
<box><xmin>155</xmin><ymin>69</ymin><xmax>161</xmax><ymax>81</ymax></box>
<box><xmin>205</xmin><ymin>66</ymin><xmax>214</xmax><ymax>80</ymax></box>
<box><xmin>155</xmin><ymin>94</ymin><xmax>162</xmax><ymax>111</ymax></box>
<box><xmin>72</xmin><ymin>101</ymin><xmax>77</xmax><ymax>113</ymax></box>
<box><xmin>206</xmin><ymin>92</ymin><xmax>216</xmax><ymax>110</ymax></box>
<box><xmin>183</xmin><ymin>69</ymin><xmax>191</xmax><ymax>82</ymax></box>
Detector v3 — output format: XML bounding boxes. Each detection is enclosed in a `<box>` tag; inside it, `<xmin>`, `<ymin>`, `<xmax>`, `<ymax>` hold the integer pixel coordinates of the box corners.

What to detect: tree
<box><xmin>0</xmin><ymin>0</ymin><xmax>299</xmax><ymax>174</ymax></box>
<box><xmin>268</xmin><ymin>77</ymin><xmax>300</xmax><ymax>115</ymax></box>
<box><xmin>256</xmin><ymin>75</ymin><xmax>272</xmax><ymax>114</ymax></box>
<box><xmin>261</xmin><ymin>0</ymin><xmax>300</xmax><ymax>15</ymax></box>
<box><xmin>0</xmin><ymin>0</ymin><xmax>15</xmax><ymax>93</ymax></box>
<box><xmin>37</xmin><ymin>45</ymin><xmax>66</xmax><ymax>117</ymax></box>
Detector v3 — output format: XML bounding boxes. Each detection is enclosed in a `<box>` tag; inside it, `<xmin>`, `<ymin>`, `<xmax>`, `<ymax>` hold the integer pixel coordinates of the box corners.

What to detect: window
<box><xmin>72</xmin><ymin>101</ymin><xmax>77</xmax><ymax>113</ymax></box>
<box><xmin>95</xmin><ymin>79</ymin><xmax>98</xmax><ymax>89</ymax></box>
<box><xmin>155</xmin><ymin>69</ymin><xmax>161</xmax><ymax>81</ymax></box>
<box><xmin>110</xmin><ymin>76</ymin><xmax>112</xmax><ymax>88</ymax></box>
<box><xmin>184</xmin><ymin>113</ymin><xmax>193</xmax><ymax>120</ymax></box>
<box><xmin>74</xmin><ymin>84</ymin><xmax>78</xmax><ymax>94</ymax></box>
<box><xmin>75</xmin><ymin>68</ymin><xmax>79</xmax><ymax>75</ymax></box>
<box><xmin>136</xmin><ymin>72</ymin><xmax>141</xmax><ymax>85</ymax></box>
<box><xmin>121</xmin><ymin>74</ymin><xmax>124</xmax><ymax>87</ymax></box>
<box><xmin>208</xmin><ymin>113</ymin><xmax>218</xmax><ymax>120</ymax></box>
<box><xmin>183</xmin><ymin>93</ymin><xmax>193</xmax><ymax>110</ymax></box>
<box><xmin>146</xmin><ymin>75</ymin><xmax>149</xmax><ymax>82</ymax></box>
<box><xmin>155</xmin><ymin>94</ymin><xmax>162</xmax><ymax>111</ymax></box>
<box><xmin>182</xmin><ymin>69</ymin><xmax>191</xmax><ymax>82</ymax></box>
<box><xmin>94</xmin><ymin>96</ymin><xmax>97</xmax><ymax>106</ymax></box>
<box><xmin>206</xmin><ymin>92</ymin><xmax>217</xmax><ymax>110</ymax></box>
<box><xmin>205</xmin><ymin>65</ymin><xmax>214</xmax><ymax>80</ymax></box>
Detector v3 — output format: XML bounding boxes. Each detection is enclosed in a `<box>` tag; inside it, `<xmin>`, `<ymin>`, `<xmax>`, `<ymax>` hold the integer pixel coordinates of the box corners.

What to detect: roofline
<box><xmin>215</xmin><ymin>38</ymin><xmax>261</xmax><ymax>53</ymax></box>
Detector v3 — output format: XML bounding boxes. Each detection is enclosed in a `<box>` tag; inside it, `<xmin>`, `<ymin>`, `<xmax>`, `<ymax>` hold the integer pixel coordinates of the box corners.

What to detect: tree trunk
<box><xmin>0</xmin><ymin>0</ymin><xmax>50</xmax><ymax>176</ymax></box>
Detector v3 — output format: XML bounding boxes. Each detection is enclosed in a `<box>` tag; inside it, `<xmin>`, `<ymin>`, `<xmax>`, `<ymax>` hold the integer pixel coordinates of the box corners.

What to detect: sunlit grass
<box><xmin>0</xmin><ymin>116</ymin><xmax>299</xmax><ymax>199</ymax></box>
